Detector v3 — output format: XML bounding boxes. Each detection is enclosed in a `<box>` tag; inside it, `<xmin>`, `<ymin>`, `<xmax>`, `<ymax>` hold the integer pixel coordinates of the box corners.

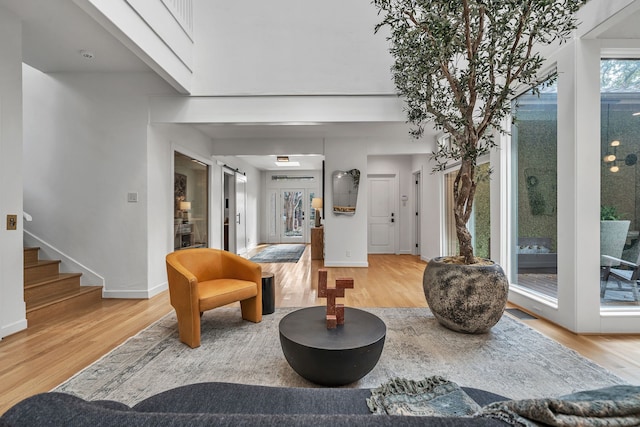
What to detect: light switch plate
<box><xmin>7</xmin><ymin>214</ymin><xmax>17</xmax><ymax>230</ymax></box>
<box><xmin>127</xmin><ymin>192</ymin><xmax>138</xmax><ymax>203</ymax></box>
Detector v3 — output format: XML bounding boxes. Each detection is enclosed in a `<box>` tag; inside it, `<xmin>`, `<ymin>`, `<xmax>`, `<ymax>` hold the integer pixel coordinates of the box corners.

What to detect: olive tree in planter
<box><xmin>374</xmin><ymin>0</ymin><xmax>587</xmax><ymax>333</ymax></box>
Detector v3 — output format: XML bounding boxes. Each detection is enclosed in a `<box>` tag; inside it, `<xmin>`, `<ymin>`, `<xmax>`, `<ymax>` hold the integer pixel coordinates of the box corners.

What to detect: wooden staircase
<box><xmin>24</xmin><ymin>247</ymin><xmax>102</xmax><ymax>326</ymax></box>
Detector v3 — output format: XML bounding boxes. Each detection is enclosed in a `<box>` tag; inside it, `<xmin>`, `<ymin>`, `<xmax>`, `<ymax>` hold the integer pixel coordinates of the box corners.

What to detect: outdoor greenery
<box><xmin>601</xmin><ymin>205</ymin><xmax>621</xmax><ymax>221</ymax></box>
<box><xmin>601</xmin><ymin>60</ymin><xmax>640</xmax><ymax>93</ymax></box>
<box><xmin>374</xmin><ymin>0</ymin><xmax>587</xmax><ymax>263</ymax></box>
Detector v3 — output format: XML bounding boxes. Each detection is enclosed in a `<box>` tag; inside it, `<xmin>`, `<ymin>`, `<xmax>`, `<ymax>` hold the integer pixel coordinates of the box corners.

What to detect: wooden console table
<box><xmin>311</xmin><ymin>227</ymin><xmax>324</xmax><ymax>260</ymax></box>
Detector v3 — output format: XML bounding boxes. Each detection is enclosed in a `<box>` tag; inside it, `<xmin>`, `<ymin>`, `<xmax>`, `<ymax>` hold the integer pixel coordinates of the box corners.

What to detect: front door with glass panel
<box><xmin>281</xmin><ymin>189</ymin><xmax>306</xmax><ymax>243</ymax></box>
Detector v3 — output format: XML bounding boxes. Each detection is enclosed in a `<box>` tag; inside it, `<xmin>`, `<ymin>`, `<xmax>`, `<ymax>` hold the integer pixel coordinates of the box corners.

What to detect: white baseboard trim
<box><xmin>102</xmin><ymin>290</ymin><xmax>150</xmax><ymax>299</ymax></box>
<box><xmin>1</xmin><ymin>317</ymin><xmax>28</xmax><ymax>340</ymax></box>
<box><xmin>148</xmin><ymin>282</ymin><xmax>168</xmax><ymax>298</ymax></box>
<box><xmin>322</xmin><ymin>261</ymin><xmax>369</xmax><ymax>267</ymax></box>
<box><xmin>102</xmin><ymin>282</ymin><xmax>168</xmax><ymax>299</ymax></box>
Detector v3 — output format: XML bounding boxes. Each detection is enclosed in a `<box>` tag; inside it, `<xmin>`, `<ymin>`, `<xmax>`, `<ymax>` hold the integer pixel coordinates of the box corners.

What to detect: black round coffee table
<box><xmin>279</xmin><ymin>306</ymin><xmax>386</xmax><ymax>386</ymax></box>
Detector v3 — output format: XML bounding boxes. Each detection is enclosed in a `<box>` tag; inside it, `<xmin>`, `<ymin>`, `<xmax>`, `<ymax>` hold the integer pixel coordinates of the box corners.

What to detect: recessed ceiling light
<box><xmin>79</xmin><ymin>50</ymin><xmax>95</xmax><ymax>59</ymax></box>
<box><xmin>633</xmin><ymin>112</ymin><xmax>640</xmax><ymax>116</ymax></box>
<box><xmin>276</xmin><ymin>156</ymin><xmax>289</xmax><ymax>162</ymax></box>
<box><xmin>275</xmin><ymin>161</ymin><xmax>300</xmax><ymax>167</ymax></box>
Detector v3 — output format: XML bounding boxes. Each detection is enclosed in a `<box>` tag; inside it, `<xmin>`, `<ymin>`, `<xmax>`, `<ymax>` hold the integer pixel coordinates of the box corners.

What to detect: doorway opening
<box><xmin>174</xmin><ymin>151</ymin><xmax>209</xmax><ymax>251</ymax></box>
<box><xmin>223</xmin><ymin>168</ymin><xmax>247</xmax><ymax>255</ymax></box>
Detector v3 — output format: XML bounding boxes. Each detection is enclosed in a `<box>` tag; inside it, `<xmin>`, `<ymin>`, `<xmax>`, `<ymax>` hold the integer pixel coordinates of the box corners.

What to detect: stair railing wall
<box><xmin>23</xmin><ymin>229</ymin><xmax>105</xmax><ymax>288</ymax></box>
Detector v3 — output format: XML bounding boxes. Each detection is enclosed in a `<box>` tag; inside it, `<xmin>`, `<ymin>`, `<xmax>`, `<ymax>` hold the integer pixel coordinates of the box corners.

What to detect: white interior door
<box><xmin>223</xmin><ymin>170</ymin><xmax>235</xmax><ymax>253</ymax></box>
<box><xmin>368</xmin><ymin>175</ymin><xmax>397</xmax><ymax>253</ymax></box>
<box><xmin>235</xmin><ymin>173</ymin><xmax>247</xmax><ymax>255</ymax></box>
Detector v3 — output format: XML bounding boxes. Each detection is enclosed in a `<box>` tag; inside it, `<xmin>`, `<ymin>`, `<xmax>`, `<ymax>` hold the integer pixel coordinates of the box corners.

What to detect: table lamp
<box><xmin>312</xmin><ymin>198</ymin><xmax>323</xmax><ymax>227</ymax></box>
<box><xmin>179</xmin><ymin>201</ymin><xmax>191</xmax><ymax>223</ymax></box>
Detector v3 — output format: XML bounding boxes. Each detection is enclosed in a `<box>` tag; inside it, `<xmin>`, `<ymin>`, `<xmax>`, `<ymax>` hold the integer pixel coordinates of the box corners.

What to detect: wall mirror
<box><xmin>332</xmin><ymin>169</ymin><xmax>360</xmax><ymax>215</ymax></box>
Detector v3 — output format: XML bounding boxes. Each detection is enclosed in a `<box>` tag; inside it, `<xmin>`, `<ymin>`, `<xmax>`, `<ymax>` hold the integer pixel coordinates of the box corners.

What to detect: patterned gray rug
<box><xmin>249</xmin><ymin>244</ymin><xmax>306</xmax><ymax>263</ymax></box>
<box><xmin>54</xmin><ymin>308</ymin><xmax>627</xmax><ymax>406</ymax></box>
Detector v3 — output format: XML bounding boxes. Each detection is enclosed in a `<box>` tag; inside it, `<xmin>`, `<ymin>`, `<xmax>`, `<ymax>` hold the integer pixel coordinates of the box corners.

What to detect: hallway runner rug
<box><xmin>248</xmin><ymin>244</ymin><xmax>305</xmax><ymax>263</ymax></box>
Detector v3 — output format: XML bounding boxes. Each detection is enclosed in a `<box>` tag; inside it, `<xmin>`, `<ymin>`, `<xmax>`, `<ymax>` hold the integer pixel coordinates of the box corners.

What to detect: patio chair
<box><xmin>600</xmin><ymin>220</ymin><xmax>638</xmax><ymax>302</ymax></box>
<box><xmin>600</xmin><ymin>220</ymin><xmax>630</xmax><ymax>267</ymax></box>
<box><xmin>601</xmin><ymin>252</ymin><xmax>640</xmax><ymax>302</ymax></box>
<box><xmin>600</xmin><ymin>219</ymin><xmax>637</xmax><ymax>302</ymax></box>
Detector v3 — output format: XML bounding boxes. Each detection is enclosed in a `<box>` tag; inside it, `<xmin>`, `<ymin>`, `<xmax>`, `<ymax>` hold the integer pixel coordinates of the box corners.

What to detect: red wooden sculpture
<box><xmin>317</xmin><ymin>269</ymin><xmax>354</xmax><ymax>329</ymax></box>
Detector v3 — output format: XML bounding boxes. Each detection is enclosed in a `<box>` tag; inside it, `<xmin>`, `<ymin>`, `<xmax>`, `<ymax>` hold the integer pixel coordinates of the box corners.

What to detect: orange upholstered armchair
<box><xmin>166</xmin><ymin>248</ymin><xmax>262</xmax><ymax>348</ymax></box>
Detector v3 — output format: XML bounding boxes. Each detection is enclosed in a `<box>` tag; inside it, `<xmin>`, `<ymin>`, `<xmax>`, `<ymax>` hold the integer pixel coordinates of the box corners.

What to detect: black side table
<box><xmin>279</xmin><ymin>306</ymin><xmax>386</xmax><ymax>386</ymax></box>
<box><xmin>261</xmin><ymin>272</ymin><xmax>275</xmax><ymax>315</ymax></box>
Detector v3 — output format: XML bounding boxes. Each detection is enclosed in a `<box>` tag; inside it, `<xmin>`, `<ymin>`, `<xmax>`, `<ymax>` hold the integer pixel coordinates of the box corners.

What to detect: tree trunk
<box><xmin>453</xmin><ymin>158</ymin><xmax>477</xmax><ymax>264</ymax></box>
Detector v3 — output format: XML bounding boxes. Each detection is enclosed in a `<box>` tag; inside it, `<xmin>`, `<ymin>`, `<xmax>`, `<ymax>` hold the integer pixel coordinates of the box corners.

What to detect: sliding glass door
<box><xmin>600</xmin><ymin>59</ymin><xmax>640</xmax><ymax>309</ymax></box>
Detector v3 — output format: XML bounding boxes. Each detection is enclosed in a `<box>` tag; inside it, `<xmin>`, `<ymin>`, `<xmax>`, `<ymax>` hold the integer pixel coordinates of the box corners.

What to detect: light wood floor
<box><xmin>1</xmin><ymin>246</ymin><xmax>638</xmax><ymax>415</ymax></box>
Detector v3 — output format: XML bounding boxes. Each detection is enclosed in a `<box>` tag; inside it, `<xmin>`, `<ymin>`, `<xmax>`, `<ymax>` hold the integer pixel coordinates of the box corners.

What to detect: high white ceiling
<box><xmin>0</xmin><ymin>0</ymin><xmax>151</xmax><ymax>73</ymax></box>
<box><xmin>4</xmin><ymin>0</ymin><xmax>640</xmax><ymax>171</ymax></box>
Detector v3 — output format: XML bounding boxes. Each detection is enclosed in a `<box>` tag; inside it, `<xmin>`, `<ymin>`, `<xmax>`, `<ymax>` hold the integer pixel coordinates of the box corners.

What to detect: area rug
<box><xmin>54</xmin><ymin>308</ymin><xmax>627</xmax><ymax>407</ymax></box>
<box><xmin>249</xmin><ymin>244</ymin><xmax>306</xmax><ymax>263</ymax></box>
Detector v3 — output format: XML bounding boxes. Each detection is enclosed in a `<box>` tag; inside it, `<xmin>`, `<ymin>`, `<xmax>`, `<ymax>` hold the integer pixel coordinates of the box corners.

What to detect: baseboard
<box><xmin>0</xmin><ymin>317</ymin><xmax>28</xmax><ymax>340</ymax></box>
<box><xmin>322</xmin><ymin>261</ymin><xmax>369</xmax><ymax>267</ymax></box>
<box><xmin>148</xmin><ymin>281</ymin><xmax>168</xmax><ymax>298</ymax></box>
<box><xmin>102</xmin><ymin>283</ymin><xmax>167</xmax><ymax>299</ymax></box>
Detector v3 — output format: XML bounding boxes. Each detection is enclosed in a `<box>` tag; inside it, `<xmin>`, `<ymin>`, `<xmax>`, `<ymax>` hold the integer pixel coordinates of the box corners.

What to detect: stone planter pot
<box><xmin>423</xmin><ymin>257</ymin><xmax>509</xmax><ymax>334</ymax></box>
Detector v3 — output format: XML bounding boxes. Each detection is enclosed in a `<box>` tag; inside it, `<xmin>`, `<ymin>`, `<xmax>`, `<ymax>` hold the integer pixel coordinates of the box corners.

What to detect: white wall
<box><xmin>23</xmin><ymin>67</ymin><xmax>174</xmax><ymax>298</ymax></box>
<box><xmin>147</xmin><ymin>123</ymin><xmax>218</xmax><ymax>297</ymax></box>
<box><xmin>0</xmin><ymin>6</ymin><xmax>27</xmax><ymax>340</ymax></box>
<box><xmin>191</xmin><ymin>0</ymin><xmax>395</xmax><ymax>96</ymax></box>
<box><xmin>324</xmin><ymin>139</ymin><xmax>369</xmax><ymax>267</ymax></box>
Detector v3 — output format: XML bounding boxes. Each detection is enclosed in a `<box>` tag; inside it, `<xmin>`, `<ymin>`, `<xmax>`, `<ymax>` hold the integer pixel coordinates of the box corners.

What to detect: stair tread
<box><xmin>26</xmin><ymin>286</ymin><xmax>102</xmax><ymax>312</ymax></box>
<box><xmin>24</xmin><ymin>272</ymin><xmax>82</xmax><ymax>288</ymax></box>
<box><xmin>24</xmin><ymin>259</ymin><xmax>61</xmax><ymax>269</ymax></box>
<box><xmin>23</xmin><ymin>247</ymin><xmax>103</xmax><ymax>327</ymax></box>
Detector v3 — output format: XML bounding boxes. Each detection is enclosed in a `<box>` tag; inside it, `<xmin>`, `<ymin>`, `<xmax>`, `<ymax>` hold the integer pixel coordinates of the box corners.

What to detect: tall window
<box><xmin>174</xmin><ymin>152</ymin><xmax>209</xmax><ymax>250</ymax></box>
<box><xmin>600</xmin><ymin>59</ymin><xmax>640</xmax><ymax>308</ymax></box>
<box><xmin>511</xmin><ymin>79</ymin><xmax>558</xmax><ymax>302</ymax></box>
<box><xmin>443</xmin><ymin>162</ymin><xmax>491</xmax><ymax>258</ymax></box>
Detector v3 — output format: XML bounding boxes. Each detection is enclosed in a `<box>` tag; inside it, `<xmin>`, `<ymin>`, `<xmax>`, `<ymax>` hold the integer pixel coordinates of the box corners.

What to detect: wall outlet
<box><xmin>6</xmin><ymin>214</ymin><xmax>17</xmax><ymax>230</ymax></box>
<box><xmin>346</xmin><ymin>250</ymin><xmax>351</xmax><ymax>257</ymax></box>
